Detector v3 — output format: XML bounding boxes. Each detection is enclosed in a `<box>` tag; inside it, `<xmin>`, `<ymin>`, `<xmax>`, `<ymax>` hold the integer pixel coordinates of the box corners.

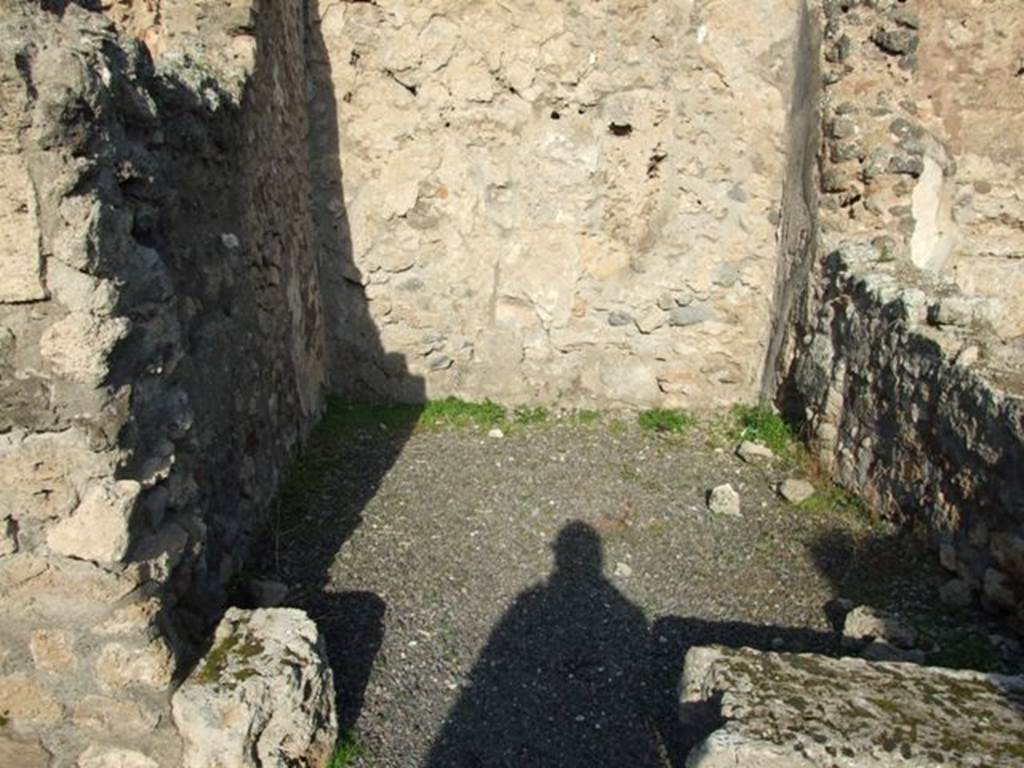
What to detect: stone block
<box><xmin>0</xmin><ymin>156</ymin><xmax>45</xmax><ymax>304</ymax></box>
<box><xmin>0</xmin><ymin>673</ymin><xmax>63</xmax><ymax>727</ymax></box>
<box><xmin>0</xmin><ymin>736</ymin><xmax>50</xmax><ymax>768</ymax></box>
<box><xmin>682</xmin><ymin>645</ymin><xmax>1024</xmax><ymax>767</ymax></box>
<box><xmin>73</xmin><ymin>695</ymin><xmax>159</xmax><ymax>736</ymax></box>
<box><xmin>29</xmin><ymin>629</ymin><xmax>76</xmax><ymax>673</ymax></box>
<box><xmin>39</xmin><ymin>313</ymin><xmax>130</xmax><ymax>385</ymax></box>
<box><xmin>171</xmin><ymin>608</ymin><xmax>337</xmax><ymax>768</ymax></box>
<box><xmin>842</xmin><ymin>605</ymin><xmax>916</xmax><ymax>649</ymax></box>
<box><xmin>47</xmin><ymin>480</ymin><xmax>141</xmax><ymax>564</ymax></box>
<box><xmin>95</xmin><ymin>640</ymin><xmax>174</xmax><ymax>692</ymax></box>
<box><xmin>77</xmin><ymin>746</ymin><xmax>158</xmax><ymax>768</ymax></box>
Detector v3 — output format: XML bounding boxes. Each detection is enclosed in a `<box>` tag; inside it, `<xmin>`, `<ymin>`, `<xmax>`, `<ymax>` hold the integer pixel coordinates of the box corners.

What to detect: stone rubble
<box><xmin>707</xmin><ymin>484</ymin><xmax>741</xmax><ymax>518</ymax></box>
<box><xmin>778</xmin><ymin>478</ymin><xmax>816</xmax><ymax>504</ymax></box>
<box><xmin>843</xmin><ymin>606</ymin><xmax>917</xmax><ymax>650</ymax></box>
<box><xmin>735</xmin><ymin>441</ymin><xmax>776</xmax><ymax>464</ymax></box>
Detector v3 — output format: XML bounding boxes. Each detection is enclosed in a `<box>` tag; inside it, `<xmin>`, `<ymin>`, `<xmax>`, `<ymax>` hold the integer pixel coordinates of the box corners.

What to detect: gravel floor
<box><xmin>255</xmin><ymin>415</ymin><xmax>1019</xmax><ymax>768</ymax></box>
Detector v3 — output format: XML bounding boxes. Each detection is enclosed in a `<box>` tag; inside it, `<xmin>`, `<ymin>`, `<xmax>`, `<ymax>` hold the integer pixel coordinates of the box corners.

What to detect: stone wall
<box><xmin>782</xmin><ymin>0</ymin><xmax>1024</xmax><ymax>631</ymax></box>
<box><xmin>310</xmin><ymin>0</ymin><xmax>803</xmax><ymax>408</ymax></box>
<box><xmin>0</xmin><ymin>1</ymin><xmax>324</xmax><ymax>764</ymax></box>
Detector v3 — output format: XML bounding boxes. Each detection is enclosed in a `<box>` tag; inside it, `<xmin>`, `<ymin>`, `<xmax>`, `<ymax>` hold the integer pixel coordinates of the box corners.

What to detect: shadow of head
<box><xmin>553</xmin><ymin>521</ymin><xmax>604</xmax><ymax>576</ymax></box>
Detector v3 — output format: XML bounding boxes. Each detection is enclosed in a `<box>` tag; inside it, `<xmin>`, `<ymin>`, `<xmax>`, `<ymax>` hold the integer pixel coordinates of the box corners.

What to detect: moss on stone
<box><xmin>195</xmin><ymin>632</ymin><xmax>264</xmax><ymax>685</ymax></box>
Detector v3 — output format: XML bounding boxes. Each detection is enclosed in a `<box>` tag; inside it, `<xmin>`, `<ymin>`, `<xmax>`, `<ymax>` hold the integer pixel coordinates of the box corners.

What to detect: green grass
<box><xmin>328</xmin><ymin>729</ymin><xmax>365</xmax><ymax>768</ymax></box>
<box><xmin>732</xmin><ymin>404</ymin><xmax>794</xmax><ymax>456</ymax></box>
<box><xmin>799</xmin><ymin>483</ymin><xmax>870</xmax><ymax>520</ymax></box>
<box><xmin>566</xmin><ymin>408</ymin><xmax>601</xmax><ymax>426</ymax></box>
<box><xmin>608</xmin><ymin>418</ymin><xmax>629</xmax><ymax>436</ymax></box>
<box><xmin>512</xmin><ymin>406</ymin><xmax>549</xmax><ymax>426</ymax></box>
<box><xmin>420</xmin><ymin>397</ymin><xmax>506</xmax><ymax>429</ymax></box>
<box><xmin>319</xmin><ymin>396</ymin><xmax>507</xmax><ymax>435</ymax></box>
<box><xmin>637</xmin><ymin>408</ymin><xmax>696</xmax><ymax>434</ymax></box>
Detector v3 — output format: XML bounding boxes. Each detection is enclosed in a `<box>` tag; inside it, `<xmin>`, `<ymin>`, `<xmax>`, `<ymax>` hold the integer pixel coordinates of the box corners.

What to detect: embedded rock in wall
<box><xmin>683</xmin><ymin>645</ymin><xmax>1024</xmax><ymax>767</ymax></box>
<box><xmin>172</xmin><ymin>608</ymin><xmax>338</xmax><ymax>768</ymax></box>
<box><xmin>310</xmin><ymin>0</ymin><xmax>803</xmax><ymax>407</ymax></box>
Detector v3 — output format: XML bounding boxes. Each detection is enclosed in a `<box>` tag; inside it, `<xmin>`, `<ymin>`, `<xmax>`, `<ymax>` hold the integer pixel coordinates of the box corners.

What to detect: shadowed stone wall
<box><xmin>0</xmin><ymin>0</ymin><xmax>324</xmax><ymax>763</ymax></box>
<box><xmin>783</xmin><ymin>0</ymin><xmax>1024</xmax><ymax>633</ymax></box>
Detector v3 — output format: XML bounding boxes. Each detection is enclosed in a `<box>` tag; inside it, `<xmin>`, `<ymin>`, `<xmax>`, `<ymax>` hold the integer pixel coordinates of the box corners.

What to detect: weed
<box><xmin>328</xmin><ymin>729</ymin><xmax>365</xmax><ymax>768</ymax></box>
<box><xmin>732</xmin><ymin>404</ymin><xmax>794</xmax><ymax>456</ymax></box>
<box><xmin>320</xmin><ymin>397</ymin><xmax>506</xmax><ymax>434</ymax></box>
<box><xmin>608</xmin><ymin>418</ymin><xmax>629</xmax><ymax>436</ymax></box>
<box><xmin>512</xmin><ymin>406</ymin><xmax>549</xmax><ymax>426</ymax></box>
<box><xmin>799</xmin><ymin>484</ymin><xmax>870</xmax><ymax>521</ymax></box>
<box><xmin>321</xmin><ymin>398</ymin><xmax>422</xmax><ymax>433</ymax></box>
<box><xmin>0</xmin><ymin>713</ymin><xmax>7</xmax><ymax>727</ymax></box>
<box><xmin>619</xmin><ymin>463</ymin><xmax>641</xmax><ymax>482</ymax></box>
<box><xmin>637</xmin><ymin>408</ymin><xmax>696</xmax><ymax>434</ymax></box>
<box><xmin>566</xmin><ymin>408</ymin><xmax>600</xmax><ymax>426</ymax></box>
<box><xmin>419</xmin><ymin>397</ymin><xmax>506</xmax><ymax>430</ymax></box>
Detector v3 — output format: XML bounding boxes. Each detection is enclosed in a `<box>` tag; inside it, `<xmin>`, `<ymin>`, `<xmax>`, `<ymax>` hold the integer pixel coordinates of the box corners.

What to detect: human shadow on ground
<box><xmin>244</xmin><ymin>0</ymin><xmax>426</xmax><ymax>731</ymax></box>
<box><xmin>423</xmin><ymin>522</ymin><xmax>836</xmax><ymax>768</ymax></box>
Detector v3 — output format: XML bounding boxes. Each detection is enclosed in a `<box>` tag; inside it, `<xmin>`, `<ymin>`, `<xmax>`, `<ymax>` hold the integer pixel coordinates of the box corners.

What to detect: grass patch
<box><xmin>320</xmin><ymin>396</ymin><xmax>507</xmax><ymax>434</ymax></box>
<box><xmin>512</xmin><ymin>406</ymin><xmax>549</xmax><ymax>426</ymax></box>
<box><xmin>637</xmin><ymin>408</ymin><xmax>696</xmax><ymax>434</ymax></box>
<box><xmin>566</xmin><ymin>408</ymin><xmax>601</xmax><ymax>426</ymax></box>
<box><xmin>608</xmin><ymin>418</ymin><xmax>629</xmax><ymax>436</ymax></box>
<box><xmin>328</xmin><ymin>729</ymin><xmax>365</xmax><ymax>768</ymax></box>
<box><xmin>732</xmin><ymin>404</ymin><xmax>794</xmax><ymax>456</ymax></box>
<box><xmin>419</xmin><ymin>397</ymin><xmax>506</xmax><ymax>430</ymax></box>
<box><xmin>799</xmin><ymin>484</ymin><xmax>870</xmax><ymax>520</ymax></box>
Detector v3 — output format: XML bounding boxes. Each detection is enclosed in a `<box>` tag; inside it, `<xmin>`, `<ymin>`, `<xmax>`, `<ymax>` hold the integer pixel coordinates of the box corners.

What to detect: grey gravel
<box><xmin>254</xmin><ymin>418</ymin><xmax>1019</xmax><ymax>767</ymax></box>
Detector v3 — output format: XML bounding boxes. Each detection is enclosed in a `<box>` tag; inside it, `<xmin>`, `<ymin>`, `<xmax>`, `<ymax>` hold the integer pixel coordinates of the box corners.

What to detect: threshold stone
<box><xmin>681</xmin><ymin>645</ymin><xmax>1024</xmax><ymax>767</ymax></box>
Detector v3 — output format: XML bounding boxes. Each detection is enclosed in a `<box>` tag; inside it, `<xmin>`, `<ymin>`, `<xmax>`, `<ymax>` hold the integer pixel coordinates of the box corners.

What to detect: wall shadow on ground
<box><xmin>248</xmin><ymin>403</ymin><xmax>423</xmax><ymax>730</ymax></box>
<box><xmin>247</xmin><ymin>2</ymin><xmax>426</xmax><ymax>731</ymax></box>
<box><xmin>423</xmin><ymin>522</ymin><xmax>837</xmax><ymax>768</ymax></box>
